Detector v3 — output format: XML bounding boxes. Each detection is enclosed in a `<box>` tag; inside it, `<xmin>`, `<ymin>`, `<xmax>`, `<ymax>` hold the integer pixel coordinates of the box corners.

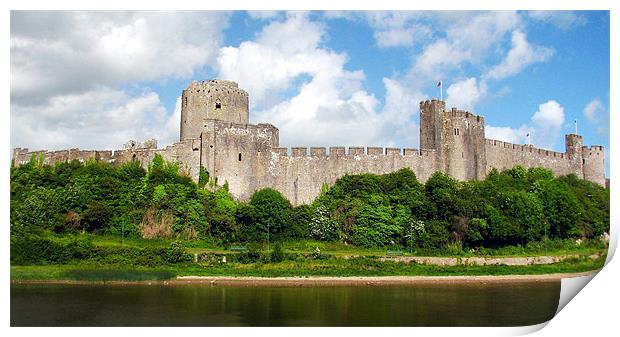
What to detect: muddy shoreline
<box><xmin>11</xmin><ymin>270</ymin><xmax>598</xmax><ymax>287</ymax></box>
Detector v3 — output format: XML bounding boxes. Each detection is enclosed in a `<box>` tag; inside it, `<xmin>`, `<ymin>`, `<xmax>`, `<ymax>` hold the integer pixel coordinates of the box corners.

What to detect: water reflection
<box><xmin>11</xmin><ymin>282</ymin><xmax>560</xmax><ymax>326</ymax></box>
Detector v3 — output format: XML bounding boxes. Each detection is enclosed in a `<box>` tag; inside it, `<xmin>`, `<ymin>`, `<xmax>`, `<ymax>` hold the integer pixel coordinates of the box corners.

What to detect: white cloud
<box><xmin>486</xmin><ymin>99</ymin><xmax>565</xmax><ymax>150</ymax></box>
<box><xmin>531</xmin><ymin>100</ymin><xmax>564</xmax><ymax>129</ymax></box>
<box><xmin>217</xmin><ymin>14</ymin><xmax>423</xmax><ymax>148</ymax></box>
<box><xmin>11</xmin><ymin>89</ymin><xmax>179</xmax><ymax>151</ymax></box>
<box><xmin>445</xmin><ymin>77</ymin><xmax>487</xmax><ymax>111</ymax></box>
<box><xmin>409</xmin><ymin>11</ymin><xmax>522</xmax><ymax>84</ymax></box>
<box><xmin>364</xmin><ymin>11</ymin><xmax>432</xmax><ymax>48</ymax></box>
<box><xmin>247</xmin><ymin>11</ymin><xmax>282</xmax><ymax>20</ymax></box>
<box><xmin>217</xmin><ymin>13</ymin><xmax>333</xmax><ymax>106</ymax></box>
<box><xmin>583</xmin><ymin>99</ymin><xmax>604</xmax><ymax>122</ymax></box>
<box><xmin>485</xmin><ymin>125</ymin><xmax>531</xmax><ymax>144</ymax></box>
<box><xmin>11</xmin><ymin>11</ymin><xmax>230</xmax><ymax>104</ymax></box>
<box><xmin>486</xmin><ymin>30</ymin><xmax>554</xmax><ymax>80</ymax></box>
<box><xmin>527</xmin><ymin>11</ymin><xmax>587</xmax><ymax>29</ymax></box>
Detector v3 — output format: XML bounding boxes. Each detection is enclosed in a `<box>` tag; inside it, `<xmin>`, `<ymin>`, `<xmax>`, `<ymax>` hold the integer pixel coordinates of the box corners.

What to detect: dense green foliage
<box><xmin>11</xmin><ymin>154</ymin><xmax>609</xmax><ymax>264</ymax></box>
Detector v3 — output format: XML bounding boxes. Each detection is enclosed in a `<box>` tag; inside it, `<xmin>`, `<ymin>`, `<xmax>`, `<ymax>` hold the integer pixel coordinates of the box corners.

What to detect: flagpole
<box><xmin>574</xmin><ymin>119</ymin><xmax>578</xmax><ymax>134</ymax></box>
<box><xmin>439</xmin><ymin>80</ymin><xmax>443</xmax><ymax>101</ymax></box>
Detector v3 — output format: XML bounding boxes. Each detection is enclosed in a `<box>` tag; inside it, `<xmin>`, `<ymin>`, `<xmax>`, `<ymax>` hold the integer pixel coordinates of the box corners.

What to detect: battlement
<box><xmin>446</xmin><ymin>107</ymin><xmax>485</xmax><ymax>124</ymax></box>
<box><xmin>584</xmin><ymin>145</ymin><xmax>605</xmax><ymax>152</ymax></box>
<box><xmin>419</xmin><ymin>99</ymin><xmax>446</xmax><ymax>109</ymax></box>
<box><xmin>270</xmin><ymin>146</ymin><xmax>428</xmax><ymax>158</ymax></box>
<box><xmin>186</xmin><ymin>79</ymin><xmax>248</xmax><ymax>97</ymax></box>
<box><xmin>485</xmin><ymin>138</ymin><xmax>566</xmax><ymax>158</ymax></box>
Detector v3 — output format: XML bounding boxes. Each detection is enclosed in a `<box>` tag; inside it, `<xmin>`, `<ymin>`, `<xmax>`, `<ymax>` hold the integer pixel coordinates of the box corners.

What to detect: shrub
<box><xmin>139</xmin><ymin>209</ymin><xmax>174</xmax><ymax>239</ymax></box>
<box><xmin>309</xmin><ymin>206</ymin><xmax>339</xmax><ymax>241</ymax></box>
<box><xmin>270</xmin><ymin>242</ymin><xmax>284</xmax><ymax>263</ymax></box>
<box><xmin>81</xmin><ymin>202</ymin><xmax>112</xmax><ymax>232</ymax></box>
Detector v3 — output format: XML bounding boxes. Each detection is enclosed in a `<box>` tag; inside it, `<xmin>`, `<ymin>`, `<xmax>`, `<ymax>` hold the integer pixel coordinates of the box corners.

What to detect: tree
<box><xmin>350</xmin><ymin>194</ymin><xmax>407</xmax><ymax>247</ymax></box>
<box><xmin>309</xmin><ymin>206</ymin><xmax>339</xmax><ymax>241</ymax></box>
<box><xmin>534</xmin><ymin>180</ymin><xmax>582</xmax><ymax>239</ymax></box>
<box><xmin>249</xmin><ymin>188</ymin><xmax>292</xmax><ymax>243</ymax></box>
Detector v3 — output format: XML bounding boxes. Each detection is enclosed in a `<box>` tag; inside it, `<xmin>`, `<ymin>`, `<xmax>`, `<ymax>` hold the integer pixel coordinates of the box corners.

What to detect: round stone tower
<box><xmin>180</xmin><ymin>79</ymin><xmax>249</xmax><ymax>140</ymax></box>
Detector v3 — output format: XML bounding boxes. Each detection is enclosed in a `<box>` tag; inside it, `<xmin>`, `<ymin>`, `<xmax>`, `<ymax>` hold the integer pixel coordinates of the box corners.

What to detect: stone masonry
<box><xmin>13</xmin><ymin>79</ymin><xmax>607</xmax><ymax>205</ymax></box>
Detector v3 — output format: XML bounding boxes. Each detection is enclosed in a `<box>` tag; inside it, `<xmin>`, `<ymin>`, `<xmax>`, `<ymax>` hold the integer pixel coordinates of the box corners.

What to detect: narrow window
<box><xmin>238</xmin><ymin>153</ymin><xmax>242</xmax><ymax>161</ymax></box>
<box><xmin>184</xmin><ymin>97</ymin><xmax>188</xmax><ymax>107</ymax></box>
<box><xmin>215</xmin><ymin>100</ymin><xmax>222</xmax><ymax>109</ymax></box>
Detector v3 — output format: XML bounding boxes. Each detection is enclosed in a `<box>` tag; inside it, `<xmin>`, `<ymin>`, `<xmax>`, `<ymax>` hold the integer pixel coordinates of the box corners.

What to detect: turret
<box><xmin>420</xmin><ymin>99</ymin><xmax>445</xmax><ymax>151</ymax></box>
<box><xmin>180</xmin><ymin>79</ymin><xmax>249</xmax><ymax>140</ymax></box>
<box><xmin>565</xmin><ymin>134</ymin><xmax>584</xmax><ymax>177</ymax></box>
<box><xmin>582</xmin><ymin>145</ymin><xmax>606</xmax><ymax>186</ymax></box>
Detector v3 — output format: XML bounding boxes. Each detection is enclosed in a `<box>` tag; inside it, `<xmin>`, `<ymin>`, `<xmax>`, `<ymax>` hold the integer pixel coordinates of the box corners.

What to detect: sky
<box><xmin>9</xmin><ymin>10</ymin><xmax>610</xmax><ymax>176</ymax></box>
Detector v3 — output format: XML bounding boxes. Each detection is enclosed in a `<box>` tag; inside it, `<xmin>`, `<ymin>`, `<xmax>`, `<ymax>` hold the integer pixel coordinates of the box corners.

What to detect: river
<box><xmin>11</xmin><ymin>282</ymin><xmax>559</xmax><ymax>326</ymax></box>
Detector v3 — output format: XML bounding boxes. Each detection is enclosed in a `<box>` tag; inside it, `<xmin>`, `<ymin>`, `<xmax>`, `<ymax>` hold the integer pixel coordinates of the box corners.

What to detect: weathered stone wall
<box><xmin>484</xmin><ymin>139</ymin><xmax>575</xmax><ymax>176</ymax></box>
<box><xmin>583</xmin><ymin>145</ymin><xmax>606</xmax><ymax>186</ymax></box>
<box><xmin>12</xmin><ymin>147</ymin><xmax>112</xmax><ymax>166</ymax></box>
<box><xmin>13</xmin><ymin>139</ymin><xmax>202</xmax><ymax>181</ymax></box>
<box><xmin>441</xmin><ymin>108</ymin><xmax>487</xmax><ymax>181</ymax></box>
<box><xmin>257</xmin><ymin>147</ymin><xmax>437</xmax><ymax>205</ymax></box>
<box><xmin>200</xmin><ymin>120</ymin><xmax>279</xmax><ymax>199</ymax></box>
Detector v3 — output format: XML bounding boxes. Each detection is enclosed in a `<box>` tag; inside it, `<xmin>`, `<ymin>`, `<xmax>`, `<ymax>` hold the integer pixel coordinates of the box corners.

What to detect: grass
<box><xmin>41</xmin><ymin>232</ymin><xmax>608</xmax><ymax>258</ymax></box>
<box><xmin>11</xmin><ymin>254</ymin><xmax>606</xmax><ymax>281</ymax></box>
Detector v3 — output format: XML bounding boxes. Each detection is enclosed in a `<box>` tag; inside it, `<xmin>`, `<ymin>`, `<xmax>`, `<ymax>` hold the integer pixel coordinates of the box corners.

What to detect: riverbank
<box><xmin>11</xmin><ymin>270</ymin><xmax>598</xmax><ymax>287</ymax></box>
<box><xmin>11</xmin><ymin>251</ymin><xmax>606</xmax><ymax>282</ymax></box>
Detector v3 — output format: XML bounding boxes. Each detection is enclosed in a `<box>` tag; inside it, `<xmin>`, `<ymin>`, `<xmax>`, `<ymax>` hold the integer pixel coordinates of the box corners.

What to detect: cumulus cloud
<box><xmin>527</xmin><ymin>11</ymin><xmax>587</xmax><ymax>29</ymax></box>
<box><xmin>583</xmin><ymin>99</ymin><xmax>604</xmax><ymax>122</ymax></box>
<box><xmin>364</xmin><ymin>11</ymin><xmax>432</xmax><ymax>48</ymax></box>
<box><xmin>486</xmin><ymin>99</ymin><xmax>565</xmax><ymax>150</ymax></box>
<box><xmin>217</xmin><ymin>13</ymin><xmax>331</xmax><ymax>106</ymax></box>
<box><xmin>486</xmin><ymin>30</ymin><xmax>554</xmax><ymax>80</ymax></box>
<box><xmin>11</xmin><ymin>89</ymin><xmax>179</xmax><ymax>151</ymax></box>
<box><xmin>11</xmin><ymin>11</ymin><xmax>230</xmax><ymax>104</ymax></box>
<box><xmin>218</xmin><ymin>13</ymin><xmax>422</xmax><ymax>148</ymax></box>
<box><xmin>445</xmin><ymin>78</ymin><xmax>487</xmax><ymax>111</ymax></box>
<box><xmin>485</xmin><ymin>125</ymin><xmax>532</xmax><ymax>145</ymax></box>
<box><xmin>410</xmin><ymin>11</ymin><xmax>521</xmax><ymax>80</ymax></box>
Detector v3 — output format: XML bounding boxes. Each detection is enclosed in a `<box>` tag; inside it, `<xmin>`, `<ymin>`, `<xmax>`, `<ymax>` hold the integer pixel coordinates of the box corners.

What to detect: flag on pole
<box><xmin>437</xmin><ymin>81</ymin><xmax>442</xmax><ymax>87</ymax></box>
<box><xmin>437</xmin><ymin>81</ymin><xmax>443</xmax><ymax>101</ymax></box>
<box><xmin>574</xmin><ymin>119</ymin><xmax>578</xmax><ymax>134</ymax></box>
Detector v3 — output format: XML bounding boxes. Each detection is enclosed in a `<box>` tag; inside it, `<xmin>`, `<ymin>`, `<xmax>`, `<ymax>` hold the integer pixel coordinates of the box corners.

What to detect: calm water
<box><xmin>11</xmin><ymin>282</ymin><xmax>560</xmax><ymax>326</ymax></box>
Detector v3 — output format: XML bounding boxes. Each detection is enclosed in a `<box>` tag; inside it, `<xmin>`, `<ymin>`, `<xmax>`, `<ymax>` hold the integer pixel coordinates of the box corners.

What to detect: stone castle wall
<box><xmin>13</xmin><ymin>79</ymin><xmax>607</xmax><ymax>206</ymax></box>
<box><xmin>484</xmin><ymin>139</ymin><xmax>575</xmax><ymax>176</ymax></box>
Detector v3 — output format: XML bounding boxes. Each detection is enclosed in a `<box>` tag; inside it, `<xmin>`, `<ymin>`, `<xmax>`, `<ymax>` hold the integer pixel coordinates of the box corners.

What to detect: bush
<box><xmin>81</xmin><ymin>202</ymin><xmax>112</xmax><ymax>232</ymax></box>
<box><xmin>271</xmin><ymin>242</ymin><xmax>284</xmax><ymax>263</ymax></box>
<box><xmin>309</xmin><ymin>206</ymin><xmax>339</xmax><ymax>241</ymax></box>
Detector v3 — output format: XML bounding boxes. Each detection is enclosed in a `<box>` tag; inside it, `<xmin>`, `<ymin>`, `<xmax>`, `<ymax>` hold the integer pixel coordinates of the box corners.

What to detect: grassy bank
<box><xmin>11</xmin><ymin>253</ymin><xmax>605</xmax><ymax>281</ymax></box>
<box><xmin>38</xmin><ymin>232</ymin><xmax>609</xmax><ymax>258</ymax></box>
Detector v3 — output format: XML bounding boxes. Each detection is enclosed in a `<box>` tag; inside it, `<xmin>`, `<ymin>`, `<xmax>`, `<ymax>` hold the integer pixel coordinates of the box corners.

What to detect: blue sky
<box><xmin>10</xmin><ymin>10</ymin><xmax>610</xmax><ymax>176</ymax></box>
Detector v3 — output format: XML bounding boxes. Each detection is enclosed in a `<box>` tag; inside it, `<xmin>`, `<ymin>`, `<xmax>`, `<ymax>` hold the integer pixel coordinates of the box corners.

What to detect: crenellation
<box><xmin>367</xmin><ymin>147</ymin><xmax>384</xmax><ymax>156</ymax></box>
<box><xmin>386</xmin><ymin>148</ymin><xmax>401</xmax><ymax>156</ymax></box>
<box><xmin>403</xmin><ymin>148</ymin><xmax>419</xmax><ymax>156</ymax></box>
<box><xmin>330</xmin><ymin>147</ymin><xmax>346</xmax><ymax>157</ymax></box>
<box><xmin>292</xmin><ymin>147</ymin><xmax>308</xmax><ymax>157</ymax></box>
<box><xmin>311</xmin><ymin>147</ymin><xmax>327</xmax><ymax>157</ymax></box>
<box><xmin>349</xmin><ymin>147</ymin><xmax>365</xmax><ymax>156</ymax></box>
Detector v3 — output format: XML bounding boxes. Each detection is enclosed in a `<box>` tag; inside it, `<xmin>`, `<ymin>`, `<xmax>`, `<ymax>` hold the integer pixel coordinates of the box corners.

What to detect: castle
<box><xmin>12</xmin><ymin>79</ymin><xmax>607</xmax><ymax>205</ymax></box>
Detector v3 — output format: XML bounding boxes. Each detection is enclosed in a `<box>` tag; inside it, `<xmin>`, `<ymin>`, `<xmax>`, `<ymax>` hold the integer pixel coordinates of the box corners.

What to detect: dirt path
<box><xmin>378</xmin><ymin>253</ymin><xmax>602</xmax><ymax>266</ymax></box>
<box><xmin>12</xmin><ymin>270</ymin><xmax>599</xmax><ymax>286</ymax></box>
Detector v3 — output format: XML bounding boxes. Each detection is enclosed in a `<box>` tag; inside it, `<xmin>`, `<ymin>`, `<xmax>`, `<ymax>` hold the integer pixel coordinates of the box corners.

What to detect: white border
<box><xmin>3</xmin><ymin>1</ymin><xmax>617</xmax><ymax>336</ymax></box>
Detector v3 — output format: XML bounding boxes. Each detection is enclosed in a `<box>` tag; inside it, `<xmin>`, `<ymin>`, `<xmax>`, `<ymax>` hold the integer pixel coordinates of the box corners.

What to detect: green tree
<box><xmin>249</xmin><ymin>188</ymin><xmax>292</xmax><ymax>243</ymax></box>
